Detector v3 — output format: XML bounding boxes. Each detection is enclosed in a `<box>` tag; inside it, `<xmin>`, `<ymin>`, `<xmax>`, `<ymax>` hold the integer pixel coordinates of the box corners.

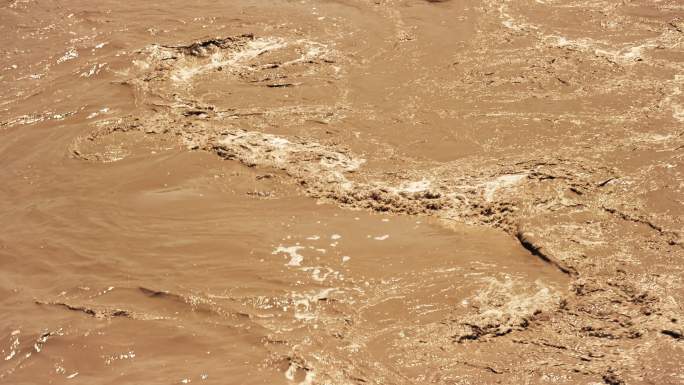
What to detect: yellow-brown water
<box><xmin>1</xmin><ymin>0</ymin><xmax>683</xmax><ymax>384</ymax></box>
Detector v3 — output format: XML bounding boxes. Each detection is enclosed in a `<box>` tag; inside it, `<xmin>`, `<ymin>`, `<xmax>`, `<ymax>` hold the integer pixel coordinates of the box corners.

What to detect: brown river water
<box><xmin>1</xmin><ymin>0</ymin><xmax>683</xmax><ymax>384</ymax></box>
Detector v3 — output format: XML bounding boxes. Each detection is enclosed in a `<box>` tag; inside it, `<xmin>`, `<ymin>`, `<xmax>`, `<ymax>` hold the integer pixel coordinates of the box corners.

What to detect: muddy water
<box><xmin>1</xmin><ymin>0</ymin><xmax>683</xmax><ymax>384</ymax></box>
<box><xmin>0</xmin><ymin>135</ymin><xmax>561</xmax><ymax>384</ymax></box>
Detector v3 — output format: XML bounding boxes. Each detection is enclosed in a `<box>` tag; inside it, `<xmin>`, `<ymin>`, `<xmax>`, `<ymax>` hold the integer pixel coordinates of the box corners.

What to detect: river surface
<box><xmin>1</xmin><ymin>0</ymin><xmax>683</xmax><ymax>384</ymax></box>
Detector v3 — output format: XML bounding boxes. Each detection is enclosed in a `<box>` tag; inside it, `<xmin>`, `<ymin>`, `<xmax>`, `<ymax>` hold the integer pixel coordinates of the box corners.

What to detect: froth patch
<box><xmin>216</xmin><ymin>129</ymin><xmax>365</xmax><ymax>182</ymax></box>
<box><xmin>273</xmin><ymin>245</ymin><xmax>306</xmax><ymax>266</ymax></box>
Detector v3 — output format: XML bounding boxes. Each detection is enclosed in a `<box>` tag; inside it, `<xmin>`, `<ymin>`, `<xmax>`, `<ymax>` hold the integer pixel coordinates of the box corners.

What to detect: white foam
<box><xmin>285</xmin><ymin>363</ymin><xmax>297</xmax><ymax>380</ymax></box>
<box><xmin>302</xmin><ymin>266</ymin><xmax>335</xmax><ymax>282</ymax></box>
<box><xmin>80</xmin><ymin>62</ymin><xmax>107</xmax><ymax>78</ymax></box>
<box><xmin>273</xmin><ymin>246</ymin><xmax>306</xmax><ymax>266</ymax></box>
<box><xmin>57</xmin><ymin>48</ymin><xmax>78</xmax><ymax>64</ymax></box>
<box><xmin>668</xmin><ymin>76</ymin><xmax>684</xmax><ymax>122</ymax></box>
<box><xmin>291</xmin><ymin>288</ymin><xmax>336</xmax><ymax>320</ymax></box>
<box><xmin>397</xmin><ymin>179</ymin><xmax>431</xmax><ymax>193</ymax></box>
<box><xmin>171</xmin><ymin>38</ymin><xmax>287</xmax><ymax>82</ymax></box>
<box><xmin>300</xmin><ymin>370</ymin><xmax>315</xmax><ymax>385</ymax></box>
<box><xmin>482</xmin><ymin>174</ymin><xmax>526</xmax><ymax>201</ymax></box>
<box><xmin>319</xmin><ymin>155</ymin><xmax>365</xmax><ymax>172</ymax></box>
<box><xmin>548</xmin><ymin>34</ymin><xmax>659</xmax><ymax>64</ymax></box>
<box><xmin>268</xmin><ymin>137</ymin><xmax>290</xmax><ymax>149</ymax></box>
<box><xmin>373</xmin><ymin>234</ymin><xmax>389</xmax><ymax>241</ymax></box>
<box><xmin>5</xmin><ymin>332</ymin><xmax>20</xmax><ymax>361</ymax></box>
<box><xmin>285</xmin><ymin>365</ymin><xmax>315</xmax><ymax>385</ymax></box>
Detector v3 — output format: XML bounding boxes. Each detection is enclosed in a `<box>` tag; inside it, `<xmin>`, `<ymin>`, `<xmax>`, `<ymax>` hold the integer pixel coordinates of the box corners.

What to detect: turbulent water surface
<box><xmin>1</xmin><ymin>0</ymin><xmax>683</xmax><ymax>384</ymax></box>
